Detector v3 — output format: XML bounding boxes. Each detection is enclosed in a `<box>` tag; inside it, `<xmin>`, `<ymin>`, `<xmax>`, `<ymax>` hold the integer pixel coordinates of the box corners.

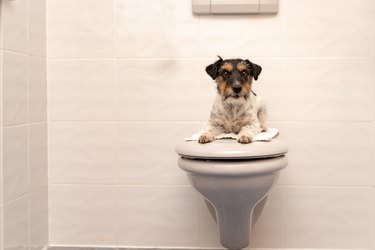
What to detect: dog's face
<box><xmin>205</xmin><ymin>56</ymin><xmax>262</xmax><ymax>100</ymax></box>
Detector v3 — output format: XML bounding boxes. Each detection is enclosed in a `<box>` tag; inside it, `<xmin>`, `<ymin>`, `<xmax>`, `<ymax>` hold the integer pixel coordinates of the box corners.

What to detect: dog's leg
<box><xmin>257</xmin><ymin>101</ymin><xmax>268</xmax><ymax>132</ymax></box>
<box><xmin>238</xmin><ymin>121</ymin><xmax>261</xmax><ymax>144</ymax></box>
<box><xmin>198</xmin><ymin>124</ymin><xmax>220</xmax><ymax>144</ymax></box>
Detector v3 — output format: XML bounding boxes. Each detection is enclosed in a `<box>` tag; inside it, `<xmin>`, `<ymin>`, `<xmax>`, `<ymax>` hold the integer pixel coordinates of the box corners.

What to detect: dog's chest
<box><xmin>211</xmin><ymin>102</ymin><xmax>252</xmax><ymax>134</ymax></box>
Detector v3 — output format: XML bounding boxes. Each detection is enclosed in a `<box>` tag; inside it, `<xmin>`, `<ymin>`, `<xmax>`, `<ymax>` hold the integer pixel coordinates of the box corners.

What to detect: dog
<box><xmin>198</xmin><ymin>56</ymin><xmax>267</xmax><ymax>144</ymax></box>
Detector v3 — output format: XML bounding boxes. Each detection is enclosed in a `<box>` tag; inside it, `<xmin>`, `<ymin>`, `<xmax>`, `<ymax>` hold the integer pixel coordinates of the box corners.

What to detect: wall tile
<box><xmin>202</xmin><ymin>190</ymin><xmax>288</xmax><ymax>248</ymax></box>
<box><xmin>197</xmin><ymin>187</ymin><xmax>286</xmax><ymax>248</ymax></box>
<box><xmin>49</xmin><ymin>185</ymin><xmax>116</xmax><ymax>245</ymax></box>
<box><xmin>286</xmin><ymin>0</ymin><xmax>374</xmax><ymax>57</ymax></box>
<box><xmin>250</xmin><ymin>187</ymin><xmax>286</xmax><ymax>248</ymax></box>
<box><xmin>199</xmin><ymin>9</ymin><xmax>286</xmax><ymax>58</ymax></box>
<box><xmin>0</xmin><ymin>50</ymin><xmax>2</xmax><ymax>205</ymax></box>
<box><xmin>116</xmin><ymin>0</ymin><xmax>200</xmax><ymax>58</ymax></box>
<box><xmin>29</xmin><ymin>56</ymin><xmax>47</xmax><ymax>123</ymax></box>
<box><xmin>117</xmin><ymin>122</ymin><xmax>202</xmax><ymax>185</ymax></box>
<box><xmin>284</xmin><ymin>122</ymin><xmax>373</xmax><ymax>186</ymax></box>
<box><xmin>28</xmin><ymin>0</ymin><xmax>46</xmax><ymax>56</ymax></box>
<box><xmin>45</xmin><ymin>0</ymin><xmax>375</xmax><ymax>249</ymax></box>
<box><xmin>48</xmin><ymin>60</ymin><xmax>115</xmax><ymax>121</ymax></box>
<box><xmin>4</xmin><ymin>196</ymin><xmax>29</xmax><ymax>250</ymax></box>
<box><xmin>251</xmin><ymin>59</ymin><xmax>286</xmax><ymax>122</ymax></box>
<box><xmin>0</xmin><ymin>50</ymin><xmax>2</xmax><ymax>124</ymax></box>
<box><xmin>372</xmin><ymin>187</ymin><xmax>375</xmax><ymax>249</ymax></box>
<box><xmin>372</xmin><ymin>59</ymin><xmax>375</xmax><ymax>121</ymax></box>
<box><xmin>30</xmin><ymin>186</ymin><xmax>49</xmax><ymax>250</ymax></box>
<box><xmin>284</xmin><ymin>58</ymin><xmax>373</xmax><ymax>121</ymax></box>
<box><xmin>372</xmin><ymin>122</ymin><xmax>375</xmax><ymax>185</ymax></box>
<box><xmin>48</xmin><ymin>0</ymin><xmax>114</xmax><ymax>58</ymax></box>
<box><xmin>0</xmin><ymin>205</ymin><xmax>2</xmax><ymax>250</ymax></box>
<box><xmin>29</xmin><ymin>124</ymin><xmax>48</xmax><ymax>189</ymax></box>
<box><xmin>116</xmin><ymin>186</ymin><xmax>199</xmax><ymax>246</ymax></box>
<box><xmin>285</xmin><ymin>187</ymin><xmax>372</xmax><ymax>249</ymax></box>
<box><xmin>1</xmin><ymin>1</ymin><xmax>47</xmax><ymax>250</ymax></box>
<box><xmin>2</xmin><ymin>51</ymin><xmax>28</xmax><ymax>125</ymax></box>
<box><xmin>1</xmin><ymin>0</ymin><xmax>27</xmax><ymax>53</ymax></box>
<box><xmin>3</xmin><ymin>126</ymin><xmax>28</xmax><ymax>202</ymax></box>
<box><xmin>116</xmin><ymin>59</ymin><xmax>215</xmax><ymax>121</ymax></box>
<box><xmin>49</xmin><ymin>123</ymin><xmax>116</xmax><ymax>184</ymax></box>
<box><xmin>197</xmin><ymin>197</ymin><xmax>221</xmax><ymax>248</ymax></box>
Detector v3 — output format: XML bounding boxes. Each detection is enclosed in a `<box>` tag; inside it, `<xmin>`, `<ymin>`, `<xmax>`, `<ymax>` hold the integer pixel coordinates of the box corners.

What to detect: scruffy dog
<box><xmin>199</xmin><ymin>56</ymin><xmax>267</xmax><ymax>144</ymax></box>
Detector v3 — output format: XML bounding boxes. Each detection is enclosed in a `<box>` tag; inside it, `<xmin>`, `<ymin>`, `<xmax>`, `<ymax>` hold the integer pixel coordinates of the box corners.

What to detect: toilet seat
<box><xmin>176</xmin><ymin>138</ymin><xmax>288</xmax><ymax>160</ymax></box>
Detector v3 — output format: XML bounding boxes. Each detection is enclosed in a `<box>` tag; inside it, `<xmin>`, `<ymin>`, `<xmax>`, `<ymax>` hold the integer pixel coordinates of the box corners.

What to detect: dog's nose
<box><xmin>232</xmin><ymin>86</ymin><xmax>242</xmax><ymax>93</ymax></box>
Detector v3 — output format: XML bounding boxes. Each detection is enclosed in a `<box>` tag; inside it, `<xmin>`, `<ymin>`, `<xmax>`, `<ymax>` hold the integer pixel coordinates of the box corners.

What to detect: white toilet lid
<box><xmin>176</xmin><ymin>138</ymin><xmax>288</xmax><ymax>160</ymax></box>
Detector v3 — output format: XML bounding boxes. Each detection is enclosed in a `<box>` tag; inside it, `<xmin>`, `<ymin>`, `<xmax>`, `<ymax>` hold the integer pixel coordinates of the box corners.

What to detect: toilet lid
<box><xmin>176</xmin><ymin>138</ymin><xmax>288</xmax><ymax>160</ymax></box>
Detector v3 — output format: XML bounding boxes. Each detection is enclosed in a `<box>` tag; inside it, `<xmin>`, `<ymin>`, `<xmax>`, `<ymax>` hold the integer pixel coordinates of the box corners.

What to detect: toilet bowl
<box><xmin>176</xmin><ymin>139</ymin><xmax>288</xmax><ymax>250</ymax></box>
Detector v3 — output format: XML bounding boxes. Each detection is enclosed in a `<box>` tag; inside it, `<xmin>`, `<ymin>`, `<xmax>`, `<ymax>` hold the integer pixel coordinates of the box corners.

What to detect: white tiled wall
<box><xmin>47</xmin><ymin>0</ymin><xmax>375</xmax><ymax>249</ymax></box>
<box><xmin>0</xmin><ymin>1</ymin><xmax>48</xmax><ymax>250</ymax></box>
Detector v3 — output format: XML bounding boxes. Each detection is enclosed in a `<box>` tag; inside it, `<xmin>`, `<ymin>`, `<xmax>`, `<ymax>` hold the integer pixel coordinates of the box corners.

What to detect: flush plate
<box><xmin>192</xmin><ymin>0</ymin><xmax>278</xmax><ymax>14</ymax></box>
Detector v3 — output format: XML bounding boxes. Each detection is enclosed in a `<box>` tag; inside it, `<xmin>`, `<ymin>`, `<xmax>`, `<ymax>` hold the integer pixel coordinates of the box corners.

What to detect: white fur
<box><xmin>199</xmin><ymin>93</ymin><xmax>267</xmax><ymax>144</ymax></box>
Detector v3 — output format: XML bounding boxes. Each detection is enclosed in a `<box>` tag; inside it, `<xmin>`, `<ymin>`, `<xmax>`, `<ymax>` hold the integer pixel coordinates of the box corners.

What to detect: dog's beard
<box><xmin>223</xmin><ymin>92</ymin><xmax>249</xmax><ymax>101</ymax></box>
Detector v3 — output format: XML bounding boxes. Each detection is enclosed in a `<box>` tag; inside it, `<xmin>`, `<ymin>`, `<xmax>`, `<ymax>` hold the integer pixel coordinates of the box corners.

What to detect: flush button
<box><xmin>192</xmin><ymin>0</ymin><xmax>278</xmax><ymax>14</ymax></box>
<box><xmin>192</xmin><ymin>0</ymin><xmax>210</xmax><ymax>14</ymax></box>
<box><xmin>259</xmin><ymin>0</ymin><xmax>278</xmax><ymax>13</ymax></box>
<box><xmin>211</xmin><ymin>0</ymin><xmax>259</xmax><ymax>14</ymax></box>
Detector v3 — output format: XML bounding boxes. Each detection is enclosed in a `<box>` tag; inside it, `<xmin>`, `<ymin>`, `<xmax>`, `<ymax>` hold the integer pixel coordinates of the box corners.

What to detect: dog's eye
<box><xmin>241</xmin><ymin>71</ymin><xmax>248</xmax><ymax>76</ymax></box>
<box><xmin>221</xmin><ymin>70</ymin><xmax>229</xmax><ymax>76</ymax></box>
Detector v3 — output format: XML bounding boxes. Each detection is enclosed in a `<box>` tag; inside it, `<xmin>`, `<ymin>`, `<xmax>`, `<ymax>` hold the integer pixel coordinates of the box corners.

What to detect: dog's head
<box><xmin>205</xmin><ymin>56</ymin><xmax>262</xmax><ymax>100</ymax></box>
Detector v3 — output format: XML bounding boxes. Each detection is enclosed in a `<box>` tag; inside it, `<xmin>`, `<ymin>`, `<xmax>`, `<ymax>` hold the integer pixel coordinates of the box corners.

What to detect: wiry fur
<box><xmin>199</xmin><ymin>57</ymin><xmax>267</xmax><ymax>144</ymax></box>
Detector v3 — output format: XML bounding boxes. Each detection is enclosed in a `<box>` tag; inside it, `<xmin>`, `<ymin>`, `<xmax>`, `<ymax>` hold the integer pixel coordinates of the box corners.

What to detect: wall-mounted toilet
<box><xmin>176</xmin><ymin>139</ymin><xmax>288</xmax><ymax>250</ymax></box>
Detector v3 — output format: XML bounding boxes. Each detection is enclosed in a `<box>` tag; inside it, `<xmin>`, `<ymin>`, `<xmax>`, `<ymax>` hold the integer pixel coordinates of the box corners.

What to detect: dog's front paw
<box><xmin>238</xmin><ymin>135</ymin><xmax>253</xmax><ymax>144</ymax></box>
<box><xmin>198</xmin><ymin>134</ymin><xmax>215</xmax><ymax>144</ymax></box>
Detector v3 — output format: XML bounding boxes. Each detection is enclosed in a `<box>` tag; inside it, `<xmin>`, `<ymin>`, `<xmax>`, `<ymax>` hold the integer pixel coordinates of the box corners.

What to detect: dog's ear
<box><xmin>245</xmin><ymin>60</ymin><xmax>262</xmax><ymax>81</ymax></box>
<box><xmin>205</xmin><ymin>56</ymin><xmax>223</xmax><ymax>80</ymax></box>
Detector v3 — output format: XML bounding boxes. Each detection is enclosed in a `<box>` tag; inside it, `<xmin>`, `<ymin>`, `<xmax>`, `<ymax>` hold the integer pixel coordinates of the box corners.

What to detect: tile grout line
<box><xmin>26</xmin><ymin>0</ymin><xmax>32</xmax><ymax>247</ymax></box>
<box><xmin>113</xmin><ymin>0</ymin><xmax>120</xmax><ymax>246</ymax></box>
<box><xmin>0</xmin><ymin>1</ymin><xmax>4</xmax><ymax>248</ymax></box>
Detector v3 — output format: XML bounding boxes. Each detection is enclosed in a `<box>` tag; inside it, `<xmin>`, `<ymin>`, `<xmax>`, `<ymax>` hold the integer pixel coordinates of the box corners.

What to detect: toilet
<box><xmin>176</xmin><ymin>138</ymin><xmax>288</xmax><ymax>250</ymax></box>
